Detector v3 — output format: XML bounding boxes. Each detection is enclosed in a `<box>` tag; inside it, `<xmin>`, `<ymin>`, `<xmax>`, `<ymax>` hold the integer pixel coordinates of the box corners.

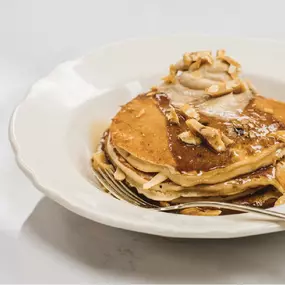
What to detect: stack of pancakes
<box><xmin>93</xmin><ymin>50</ymin><xmax>285</xmax><ymax>215</ymax></box>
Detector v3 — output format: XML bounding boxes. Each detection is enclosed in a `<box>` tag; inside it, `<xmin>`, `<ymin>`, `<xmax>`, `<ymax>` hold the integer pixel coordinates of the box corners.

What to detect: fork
<box><xmin>93</xmin><ymin>167</ymin><xmax>285</xmax><ymax>220</ymax></box>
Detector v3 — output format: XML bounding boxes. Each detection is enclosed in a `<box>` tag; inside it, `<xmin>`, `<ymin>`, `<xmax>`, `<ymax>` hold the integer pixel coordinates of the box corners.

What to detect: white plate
<box><xmin>9</xmin><ymin>35</ymin><xmax>285</xmax><ymax>238</ymax></box>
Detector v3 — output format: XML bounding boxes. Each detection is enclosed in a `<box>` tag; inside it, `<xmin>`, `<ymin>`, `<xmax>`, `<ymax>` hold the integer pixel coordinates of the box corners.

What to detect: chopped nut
<box><xmin>193</xmin><ymin>51</ymin><xmax>213</xmax><ymax>64</ymax></box>
<box><xmin>180</xmin><ymin>207</ymin><xmax>222</xmax><ymax>216</ymax></box>
<box><xmin>151</xmin><ymin>86</ymin><xmax>158</xmax><ymax>92</ymax></box>
<box><xmin>216</xmin><ymin>50</ymin><xmax>241</xmax><ymax>68</ymax></box>
<box><xmin>205</xmin><ymin>83</ymin><xmax>232</xmax><ymax>97</ymax></box>
<box><xmin>166</xmin><ymin>106</ymin><xmax>180</xmax><ymax>124</ymax></box>
<box><xmin>207</xmin><ymin>84</ymin><xmax>219</xmax><ymax>93</ymax></box>
<box><xmin>221</xmin><ymin>133</ymin><xmax>234</xmax><ymax>146</ymax></box>
<box><xmin>206</xmin><ymin>78</ymin><xmax>248</xmax><ymax>97</ymax></box>
<box><xmin>114</xmin><ymin>167</ymin><xmax>126</xmax><ymax>181</ymax></box>
<box><xmin>201</xmin><ymin>129</ymin><xmax>226</xmax><ymax>152</ymax></box>
<box><xmin>146</xmin><ymin>91</ymin><xmax>156</xmax><ymax>97</ymax></box>
<box><xmin>228</xmin><ymin>79</ymin><xmax>247</xmax><ymax>94</ymax></box>
<box><xmin>228</xmin><ymin>64</ymin><xmax>237</xmax><ymax>74</ymax></box>
<box><xmin>178</xmin><ymin>131</ymin><xmax>202</xmax><ymax>145</ymax></box>
<box><xmin>192</xmin><ymin>50</ymin><xmax>212</xmax><ymax>59</ymax></box>
<box><xmin>220</xmin><ymin>55</ymin><xmax>241</xmax><ymax>68</ymax></box>
<box><xmin>136</xmin><ymin>109</ymin><xmax>145</xmax><ymax>118</ymax></box>
<box><xmin>162</xmin><ymin>64</ymin><xmax>177</xmax><ymax>84</ymax></box>
<box><xmin>203</xmin><ymin>54</ymin><xmax>214</xmax><ymax>65</ymax></box>
<box><xmin>176</xmin><ymin>51</ymin><xmax>214</xmax><ymax>73</ymax></box>
<box><xmin>189</xmin><ymin>58</ymin><xmax>202</xmax><ymax>71</ymax></box>
<box><xmin>228</xmin><ymin>64</ymin><xmax>240</xmax><ymax>79</ymax></box>
<box><xmin>169</xmin><ymin>64</ymin><xmax>177</xmax><ymax>74</ymax></box>
<box><xmin>186</xmin><ymin>119</ymin><xmax>229</xmax><ymax>152</ymax></box>
<box><xmin>180</xmin><ymin>104</ymin><xmax>200</xmax><ymax>120</ymax></box>
<box><xmin>183</xmin><ymin>52</ymin><xmax>192</xmax><ymax>66</ymax></box>
<box><xmin>162</xmin><ymin>74</ymin><xmax>175</xmax><ymax>84</ymax></box>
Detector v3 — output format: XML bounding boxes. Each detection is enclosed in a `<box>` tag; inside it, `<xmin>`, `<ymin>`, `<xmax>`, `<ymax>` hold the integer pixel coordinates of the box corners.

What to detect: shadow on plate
<box><xmin>20</xmin><ymin>197</ymin><xmax>285</xmax><ymax>283</ymax></box>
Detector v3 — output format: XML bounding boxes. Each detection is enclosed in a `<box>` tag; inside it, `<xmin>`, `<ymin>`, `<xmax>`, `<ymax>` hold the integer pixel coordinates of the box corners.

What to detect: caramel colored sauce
<box><xmin>155</xmin><ymin>94</ymin><xmax>285</xmax><ymax>172</ymax></box>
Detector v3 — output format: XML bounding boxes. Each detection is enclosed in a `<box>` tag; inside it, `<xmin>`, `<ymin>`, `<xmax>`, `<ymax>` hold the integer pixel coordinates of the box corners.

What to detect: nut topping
<box><xmin>160</xmin><ymin>49</ymin><xmax>254</xmax><ymax>102</ymax></box>
<box><xmin>183</xmin><ymin>52</ymin><xmax>192</xmax><ymax>66</ymax></box>
<box><xmin>166</xmin><ymin>105</ymin><xmax>180</xmax><ymax>124</ymax></box>
<box><xmin>173</xmin><ymin>51</ymin><xmax>214</xmax><ymax>74</ymax></box>
<box><xmin>146</xmin><ymin>91</ymin><xmax>157</xmax><ymax>97</ymax></box>
<box><xmin>189</xmin><ymin>58</ymin><xmax>202</xmax><ymax>72</ymax></box>
<box><xmin>205</xmin><ymin>83</ymin><xmax>232</xmax><ymax>97</ymax></box>
<box><xmin>228</xmin><ymin>64</ymin><xmax>238</xmax><ymax>78</ymax></box>
<box><xmin>162</xmin><ymin>64</ymin><xmax>177</xmax><ymax>84</ymax></box>
<box><xmin>186</xmin><ymin>119</ymin><xmax>233</xmax><ymax>152</ymax></box>
<box><xmin>206</xmin><ymin>79</ymin><xmax>248</xmax><ymax>97</ymax></box>
<box><xmin>191</xmin><ymin>50</ymin><xmax>213</xmax><ymax>64</ymax></box>
<box><xmin>216</xmin><ymin>49</ymin><xmax>241</xmax><ymax>68</ymax></box>
<box><xmin>178</xmin><ymin>131</ymin><xmax>202</xmax><ymax>145</ymax></box>
<box><xmin>221</xmin><ymin>133</ymin><xmax>234</xmax><ymax>146</ymax></box>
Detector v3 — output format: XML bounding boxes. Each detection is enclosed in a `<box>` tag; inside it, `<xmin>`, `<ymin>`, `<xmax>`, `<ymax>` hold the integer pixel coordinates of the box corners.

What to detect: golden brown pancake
<box><xmin>109</xmin><ymin>94</ymin><xmax>285</xmax><ymax>184</ymax></box>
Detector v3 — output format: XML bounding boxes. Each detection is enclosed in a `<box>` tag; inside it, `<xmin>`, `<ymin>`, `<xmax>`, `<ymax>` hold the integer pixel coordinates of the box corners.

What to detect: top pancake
<box><xmin>110</xmin><ymin>93</ymin><xmax>285</xmax><ymax>173</ymax></box>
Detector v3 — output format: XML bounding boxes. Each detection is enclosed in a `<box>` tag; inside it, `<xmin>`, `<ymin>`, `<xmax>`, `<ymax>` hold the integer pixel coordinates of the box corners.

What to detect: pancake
<box><xmin>101</xmin><ymin>137</ymin><xmax>284</xmax><ymax>201</ymax></box>
<box><xmin>92</xmin><ymin>49</ymin><xmax>285</xmax><ymax>215</ymax></box>
<box><xmin>109</xmin><ymin>94</ymin><xmax>285</xmax><ymax>187</ymax></box>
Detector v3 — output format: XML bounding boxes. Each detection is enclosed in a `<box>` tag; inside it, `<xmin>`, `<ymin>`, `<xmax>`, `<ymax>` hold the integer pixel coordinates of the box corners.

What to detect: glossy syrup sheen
<box><xmin>155</xmin><ymin>94</ymin><xmax>285</xmax><ymax>172</ymax></box>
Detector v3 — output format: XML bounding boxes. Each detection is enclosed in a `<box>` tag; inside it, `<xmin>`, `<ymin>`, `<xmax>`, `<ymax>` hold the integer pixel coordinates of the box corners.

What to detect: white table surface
<box><xmin>2</xmin><ymin>0</ymin><xmax>285</xmax><ymax>283</ymax></box>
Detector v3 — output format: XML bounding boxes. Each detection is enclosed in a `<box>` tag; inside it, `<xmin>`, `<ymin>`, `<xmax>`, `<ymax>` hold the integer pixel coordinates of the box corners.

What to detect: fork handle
<box><xmin>157</xmin><ymin>201</ymin><xmax>285</xmax><ymax>220</ymax></box>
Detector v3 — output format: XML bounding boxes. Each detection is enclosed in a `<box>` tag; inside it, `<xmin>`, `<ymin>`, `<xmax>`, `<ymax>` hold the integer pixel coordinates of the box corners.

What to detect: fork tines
<box><xmin>93</xmin><ymin>167</ymin><xmax>156</xmax><ymax>208</ymax></box>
